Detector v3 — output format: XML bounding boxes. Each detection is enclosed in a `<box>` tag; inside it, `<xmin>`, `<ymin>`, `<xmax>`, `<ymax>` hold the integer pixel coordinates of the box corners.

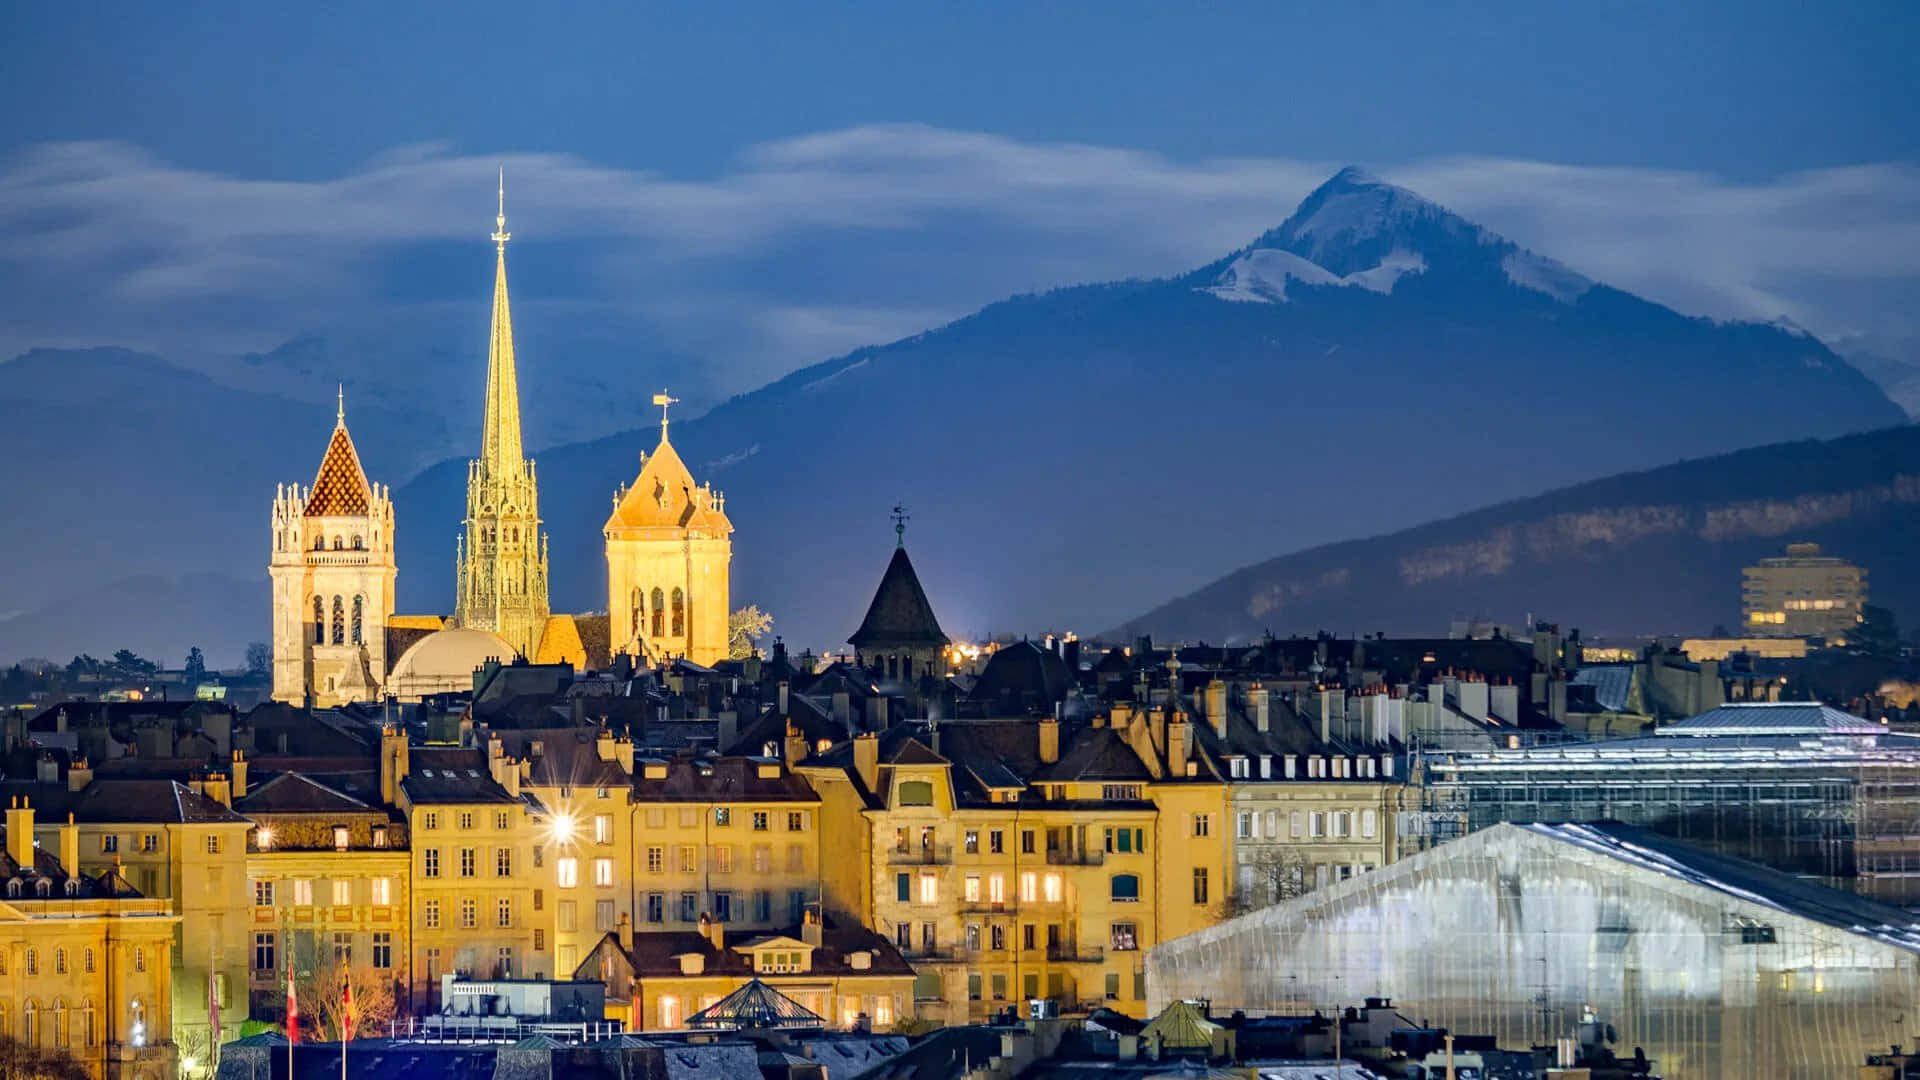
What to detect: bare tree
<box><xmin>298</xmin><ymin>960</ymin><xmax>397</xmax><ymax>1042</ymax></box>
<box><xmin>1227</xmin><ymin>846</ymin><xmax>1312</xmax><ymax>916</ymax></box>
<box><xmin>0</xmin><ymin>1037</ymin><xmax>88</xmax><ymax>1080</ymax></box>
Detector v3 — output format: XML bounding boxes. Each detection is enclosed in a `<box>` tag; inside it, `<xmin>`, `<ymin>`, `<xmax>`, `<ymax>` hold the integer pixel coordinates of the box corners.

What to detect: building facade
<box><xmin>268</xmin><ymin>396</ymin><xmax>397</xmax><ymax>706</ymax></box>
<box><xmin>603</xmin><ymin>406</ymin><xmax>733</xmax><ymax>666</ymax></box>
<box><xmin>1742</xmin><ymin>541</ymin><xmax>1867</xmax><ymax>640</ymax></box>
<box><xmin>454</xmin><ymin>180</ymin><xmax>551</xmax><ymax>658</ymax></box>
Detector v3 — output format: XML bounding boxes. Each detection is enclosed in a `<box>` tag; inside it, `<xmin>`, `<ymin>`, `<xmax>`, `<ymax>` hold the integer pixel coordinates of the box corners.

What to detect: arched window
<box><xmin>671</xmin><ymin>588</ymin><xmax>685</xmax><ymax>636</ymax></box>
<box><xmin>128</xmin><ymin>999</ymin><xmax>145</xmax><ymax>1047</ymax></box>
<box><xmin>314</xmin><ymin>596</ymin><xmax>326</xmax><ymax>644</ymax></box>
<box><xmin>351</xmin><ymin>534</ymin><xmax>363</xmax><ymax>550</ymax></box>
<box><xmin>64</xmin><ymin>879</ymin><xmax>79</xmax><ymax>896</ymax></box>
<box><xmin>83</xmin><ymin>948</ymin><xmax>94</xmax><ymax>973</ymax></box>
<box><xmin>0</xmin><ymin>1001</ymin><xmax>8</xmax><ymax>1040</ymax></box>
<box><xmin>331</xmin><ymin>596</ymin><xmax>345</xmax><ymax>645</ymax></box>
<box><xmin>24</xmin><ymin>947</ymin><xmax>35</xmax><ymax>974</ymax></box>
<box><xmin>50</xmin><ymin>1001</ymin><xmax>66</xmax><ymax>1048</ymax></box>
<box><xmin>34</xmin><ymin>879</ymin><xmax>48</xmax><ymax>897</ymax></box>
<box><xmin>651</xmin><ymin>589</ymin><xmax>666</xmax><ymax>638</ymax></box>
<box><xmin>80</xmin><ymin>1001</ymin><xmax>95</xmax><ymax>1048</ymax></box>
<box><xmin>333</xmin><ymin>535</ymin><xmax>343</xmax><ymax>551</ymax></box>
<box><xmin>351</xmin><ymin>595</ymin><xmax>364</xmax><ymax>645</ymax></box>
<box><xmin>314</xmin><ymin>535</ymin><xmax>325</xmax><ymax>551</ymax></box>
<box><xmin>1110</xmin><ymin>873</ymin><xmax>1141</xmax><ymax>902</ymax></box>
<box><xmin>134</xmin><ymin>949</ymin><xmax>145</xmax><ymax>973</ymax></box>
<box><xmin>630</xmin><ymin>588</ymin><xmax>642</xmax><ymax>640</ymax></box>
<box><xmin>20</xmin><ymin>1001</ymin><xmax>33</xmax><ymax>1048</ymax></box>
<box><xmin>5</xmin><ymin>880</ymin><xmax>18</xmax><ymax>898</ymax></box>
<box><xmin>54</xmin><ymin>948</ymin><xmax>66</xmax><ymax>974</ymax></box>
<box><xmin>896</xmin><ymin>780</ymin><xmax>934</xmax><ymax>807</ymax></box>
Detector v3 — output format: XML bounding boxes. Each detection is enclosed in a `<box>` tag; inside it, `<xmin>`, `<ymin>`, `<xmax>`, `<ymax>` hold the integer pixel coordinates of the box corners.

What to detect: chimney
<box><xmin>852</xmin><ymin>733</ymin><xmax>880</xmax><ymax>794</ymax></box>
<box><xmin>202</xmin><ymin>772</ymin><xmax>232</xmax><ymax>808</ymax></box>
<box><xmin>617</xmin><ymin>911</ymin><xmax>634</xmax><ymax>954</ymax></box>
<box><xmin>699</xmin><ymin>912</ymin><xmax>724</xmax><ymax>951</ymax></box>
<box><xmin>1167</xmin><ymin>713</ymin><xmax>1191</xmax><ymax>778</ymax></box>
<box><xmin>1316</xmin><ymin>689</ymin><xmax>1343</xmax><ymax>744</ymax></box>
<box><xmin>230</xmin><ymin>750</ymin><xmax>248</xmax><ymax>799</ymax></box>
<box><xmin>832</xmin><ymin>691</ymin><xmax>852</xmax><ymax>733</ymax></box>
<box><xmin>60</xmin><ymin>813</ymin><xmax>79</xmax><ymax>879</ymax></box>
<box><xmin>614</xmin><ymin>737</ymin><xmax>635</xmax><ymax>774</ymax></box>
<box><xmin>1249</xmin><ymin>684</ymin><xmax>1270</xmax><ymax>733</ymax></box>
<box><xmin>867</xmin><ymin>696</ymin><xmax>890</xmax><ymax>732</ymax></box>
<box><xmin>5</xmin><ymin>798</ymin><xmax>34</xmax><ymax>870</ymax></box>
<box><xmin>597</xmin><ymin>727</ymin><xmax>617</xmax><ymax>762</ymax></box>
<box><xmin>801</xmin><ymin>906</ymin><xmax>824</xmax><ymax>948</ymax></box>
<box><xmin>783</xmin><ymin>723</ymin><xmax>808</xmax><ymax>766</ymax></box>
<box><xmin>67</xmin><ymin>756</ymin><xmax>94</xmax><ymax>794</ymax></box>
<box><xmin>1038</xmin><ymin>715</ymin><xmax>1060</xmax><ymax>765</ymax></box>
<box><xmin>718</xmin><ymin>710</ymin><xmax>739</xmax><ymax>754</ymax></box>
<box><xmin>379</xmin><ymin>724</ymin><xmax>410</xmax><ymax>806</ymax></box>
<box><xmin>34</xmin><ymin>754</ymin><xmax>57</xmax><ymax>784</ymax></box>
<box><xmin>1489</xmin><ymin>684</ymin><xmax>1520</xmax><ymax>726</ymax></box>
<box><xmin>777</xmin><ymin>681</ymin><xmax>790</xmax><ymax>717</ymax></box>
<box><xmin>1204</xmin><ymin>680</ymin><xmax>1228</xmax><ymax>737</ymax></box>
<box><xmin>1456</xmin><ymin>677</ymin><xmax>1490</xmax><ymax>722</ymax></box>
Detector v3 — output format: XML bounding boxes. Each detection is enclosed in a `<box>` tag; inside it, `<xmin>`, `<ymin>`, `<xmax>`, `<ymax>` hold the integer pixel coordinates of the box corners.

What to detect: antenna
<box><xmin>891</xmin><ymin>504</ymin><xmax>910</xmax><ymax>548</ymax></box>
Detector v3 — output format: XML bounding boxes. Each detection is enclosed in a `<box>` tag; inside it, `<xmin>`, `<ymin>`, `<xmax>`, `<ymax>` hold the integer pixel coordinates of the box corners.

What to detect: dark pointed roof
<box><xmin>684</xmin><ymin>978</ymin><xmax>824</xmax><ymax>1030</ymax></box>
<box><xmin>849</xmin><ymin>547</ymin><xmax>948</xmax><ymax>650</ymax></box>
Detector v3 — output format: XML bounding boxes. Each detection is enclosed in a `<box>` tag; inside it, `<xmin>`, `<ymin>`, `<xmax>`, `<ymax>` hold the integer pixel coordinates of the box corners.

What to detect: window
<box><xmin>679</xmin><ymin>892</ymin><xmax>699</xmax><ymax>922</ymax></box>
<box><xmin>646</xmin><ymin>847</ymin><xmax>663</xmax><ymax>874</ymax></box>
<box><xmin>424</xmin><ymin>899</ymin><xmax>441</xmax><ymax>929</ymax></box>
<box><xmin>918</xmin><ymin>873</ymin><xmax>938</xmax><ymax>904</ymax></box>
<box><xmin>897</xmin><ymin>780</ymin><xmax>934</xmax><ymax>806</ymax></box>
<box><xmin>497</xmin><ymin>947</ymin><xmax>513</xmax><ymax>979</ymax></box>
<box><xmin>964</xmin><ymin>830</ymin><xmax>979</xmax><ymax>854</ymax></box>
<box><xmin>1019</xmin><ymin>872</ymin><xmax>1037</xmax><ymax>902</ymax></box>
<box><xmin>497</xmin><ymin>848</ymin><xmax>513</xmax><ymax>876</ymax></box>
<box><xmin>990</xmin><ymin>924</ymin><xmax>1006</xmax><ymax>951</ymax></box>
<box><xmin>495</xmin><ymin>810</ymin><xmax>510</xmax><ymax>830</ymax></box>
<box><xmin>964</xmin><ymin>875</ymin><xmax>981</xmax><ymax>902</ymax></box>
<box><xmin>989</xmin><ymin>873</ymin><xmax>1006</xmax><ymax>904</ymax></box>
<box><xmin>331</xmin><ymin>595</ymin><xmax>345</xmax><ymax>645</ymax></box>
<box><xmin>751</xmin><ymin>811</ymin><xmax>769</xmax><ymax>832</ymax></box>
<box><xmin>596</xmin><ymin>899</ymin><xmax>616</xmax><ymax>931</ymax></box>
<box><xmin>1110</xmin><ymin>873</ymin><xmax>1142</xmax><ymax>902</ymax></box>
<box><xmin>332</xmin><ymin>879</ymin><xmax>352</xmax><ymax>905</ymax></box>
<box><xmin>254</xmin><ymin>879</ymin><xmax>274</xmax><ymax>906</ymax></box>
<box><xmin>751</xmin><ymin>845</ymin><xmax>771</xmax><ymax>874</ymax></box>
<box><xmin>331</xmin><ymin>825</ymin><xmax>351</xmax><ymax>850</ymax></box>
<box><xmin>370</xmin><ymin>877</ymin><xmax>390</xmax><ymax>905</ymax></box>
<box><xmin>55</xmin><ymin>948</ymin><xmax>67</xmax><ymax>974</ymax></box>
<box><xmin>100</xmin><ymin>834</ymin><xmax>118</xmax><ymax>854</ymax></box>
<box><xmin>713</xmin><ymin>846</ymin><xmax>734</xmax><ymax>874</ymax></box>
<box><xmin>786</xmin><ymin>843</ymin><xmax>805</xmax><ymax>873</ymax></box>
<box><xmin>677</xmin><ymin>845</ymin><xmax>697</xmax><ymax>873</ymax></box>
<box><xmin>1191</xmin><ymin>813</ymin><xmax>1212</xmax><ymax>838</ymax></box>
<box><xmin>754</xmin><ymin>890</ymin><xmax>772</xmax><ymax>922</ymax></box>
<box><xmin>423</xmin><ymin>812</ymin><xmax>440</xmax><ymax>830</ymax></box>
<box><xmin>896</xmin><ymin>873</ymin><xmax>910</xmax><ymax>902</ymax></box>
<box><xmin>594</xmin><ymin>814</ymin><xmax>614</xmax><ymax>844</ymax></box>
<box><xmin>1361</xmin><ymin>809</ymin><xmax>1378</xmax><ymax>839</ymax></box>
<box><xmin>141</xmin><ymin>833</ymin><xmax>157</xmax><ymax>853</ymax></box>
<box><xmin>460</xmin><ymin>899</ymin><xmax>477</xmax><ymax>929</ymax></box>
<box><xmin>1230</xmin><ymin>757</ymin><xmax>1249</xmax><ymax>779</ymax></box>
<box><xmin>714</xmin><ymin>892</ymin><xmax>733</xmax><ymax>921</ymax></box>
<box><xmin>645</xmin><ymin>893</ymin><xmax>665</xmax><ymax>923</ymax></box>
<box><xmin>594</xmin><ymin>858</ymin><xmax>614</xmax><ymax>887</ymax></box>
<box><xmin>1193</xmin><ymin>867</ymin><xmax>1210</xmax><ymax>904</ymax></box>
<box><xmin>658</xmin><ymin>995</ymin><xmax>680</xmax><ymax>1029</ymax></box>
<box><xmin>1021</xmin><ymin>830</ymin><xmax>1036</xmax><ymax>855</ymax></box>
<box><xmin>372</xmin><ymin>932</ymin><xmax>393</xmax><ymax>969</ymax></box>
<box><xmin>967</xmin><ymin>973</ymin><xmax>982</xmax><ymax>1001</ymax></box>
<box><xmin>786</xmin><ymin>811</ymin><xmax>807</xmax><ymax>831</ymax></box>
<box><xmin>459</xmin><ymin>848</ymin><xmax>476</xmax><ymax>877</ymax></box>
<box><xmin>789</xmin><ymin>890</ymin><xmax>807</xmax><ymax>923</ymax></box>
<box><xmin>1110</xmin><ymin>921</ymin><xmax>1138</xmax><ymax>951</ymax></box>
<box><xmin>1043</xmin><ymin>873</ymin><xmax>1063</xmax><ymax>903</ymax></box>
<box><xmin>459</xmin><ymin>812</ymin><xmax>474</xmax><ymax>830</ymax></box>
<box><xmin>1102</xmin><ymin>784</ymin><xmax>1143</xmax><ymax>801</ymax></box>
<box><xmin>351</xmin><ymin>595</ymin><xmax>364</xmax><ymax>644</ymax></box>
<box><xmin>332</xmin><ymin>933</ymin><xmax>352</xmax><ymax>965</ymax></box>
<box><xmin>207</xmin><ymin>834</ymin><xmax>222</xmax><ymax>854</ymax></box>
<box><xmin>558</xmin><ymin>900</ymin><xmax>581</xmax><ymax>932</ymax></box>
<box><xmin>423</xmin><ymin>848</ymin><xmax>441</xmax><ymax>877</ymax></box>
<box><xmin>1237</xmin><ymin>812</ymin><xmax>1254</xmax><ymax>839</ymax></box>
<box><xmin>671</xmin><ymin>588</ymin><xmax>685</xmax><ymax>636</ymax></box>
<box><xmin>1106</xmin><ymin>972</ymin><xmax>1122</xmax><ymax>1000</ymax></box>
<box><xmin>989</xmin><ymin>830</ymin><xmax>1004</xmax><ymax>854</ymax></box>
<box><xmin>651</xmin><ymin>588</ymin><xmax>666</xmax><ymax>638</ymax></box>
<box><xmin>83</xmin><ymin>949</ymin><xmax>93</xmax><ymax>974</ymax></box>
<box><xmin>1333</xmin><ymin>811</ymin><xmax>1352</xmax><ymax>838</ymax></box>
<box><xmin>314</xmin><ymin>596</ymin><xmax>326</xmax><ymax>643</ymax></box>
<box><xmin>497</xmin><ymin>898</ymin><xmax>513</xmax><ymax>927</ymax></box>
<box><xmin>965</xmin><ymin>923</ymin><xmax>981</xmax><ymax>951</ymax></box>
<box><xmin>1290</xmin><ymin>811</ymin><xmax>1304</xmax><ymax>839</ymax></box>
<box><xmin>291</xmin><ymin>878</ymin><xmax>313</xmax><ymax>905</ymax></box>
<box><xmin>24</xmin><ymin>950</ymin><xmax>36</xmax><ymax>975</ymax></box>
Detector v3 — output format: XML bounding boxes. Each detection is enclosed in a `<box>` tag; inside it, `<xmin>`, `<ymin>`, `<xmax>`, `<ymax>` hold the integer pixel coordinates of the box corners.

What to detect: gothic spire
<box><xmin>481</xmin><ymin>168</ymin><xmax>524</xmax><ymax>474</ymax></box>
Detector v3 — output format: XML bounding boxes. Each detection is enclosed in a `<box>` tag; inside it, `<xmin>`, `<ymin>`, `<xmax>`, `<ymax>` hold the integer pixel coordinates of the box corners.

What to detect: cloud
<box><xmin>0</xmin><ymin>128</ymin><xmax>1916</xmax><ymax>407</ymax></box>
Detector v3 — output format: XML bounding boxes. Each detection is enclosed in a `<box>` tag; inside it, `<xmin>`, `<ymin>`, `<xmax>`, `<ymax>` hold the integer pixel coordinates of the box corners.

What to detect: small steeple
<box><xmin>493</xmin><ymin>168</ymin><xmax>511</xmax><ymax>252</ymax></box>
<box><xmin>336</xmin><ymin>383</ymin><xmax>346</xmax><ymax>427</ymax></box>
<box><xmin>652</xmin><ymin>390</ymin><xmax>680</xmax><ymax>444</ymax></box>
<box><xmin>891</xmin><ymin>504</ymin><xmax>910</xmax><ymax>549</ymax></box>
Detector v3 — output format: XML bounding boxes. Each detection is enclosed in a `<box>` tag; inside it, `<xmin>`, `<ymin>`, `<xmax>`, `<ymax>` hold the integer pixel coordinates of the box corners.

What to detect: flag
<box><xmin>341</xmin><ymin>976</ymin><xmax>356</xmax><ymax>1042</ymax></box>
<box><xmin>285</xmin><ymin>946</ymin><xmax>299</xmax><ymax>1045</ymax></box>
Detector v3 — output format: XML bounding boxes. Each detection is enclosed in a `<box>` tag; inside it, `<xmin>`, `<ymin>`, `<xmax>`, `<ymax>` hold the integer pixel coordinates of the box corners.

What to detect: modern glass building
<box><xmin>1148</xmin><ymin>822</ymin><xmax>1920</xmax><ymax>1080</ymax></box>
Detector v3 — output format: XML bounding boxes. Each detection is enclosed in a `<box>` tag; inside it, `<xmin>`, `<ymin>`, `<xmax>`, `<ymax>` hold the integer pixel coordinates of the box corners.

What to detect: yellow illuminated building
<box><xmin>603</xmin><ymin>396</ymin><xmax>733</xmax><ymax>666</ymax></box>
<box><xmin>1742</xmin><ymin>542</ymin><xmax>1867</xmax><ymax>642</ymax></box>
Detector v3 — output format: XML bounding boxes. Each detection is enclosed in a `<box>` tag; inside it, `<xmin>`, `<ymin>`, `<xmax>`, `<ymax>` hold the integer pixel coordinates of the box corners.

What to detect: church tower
<box><xmin>604</xmin><ymin>393</ymin><xmax>733</xmax><ymax>665</ymax></box>
<box><xmin>454</xmin><ymin>173</ymin><xmax>551</xmax><ymax>657</ymax></box>
<box><xmin>269</xmin><ymin>391</ymin><xmax>397</xmax><ymax>705</ymax></box>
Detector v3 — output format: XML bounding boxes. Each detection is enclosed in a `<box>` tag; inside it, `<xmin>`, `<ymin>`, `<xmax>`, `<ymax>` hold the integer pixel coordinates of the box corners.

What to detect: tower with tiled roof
<box><xmin>454</xmin><ymin>173</ymin><xmax>551</xmax><ymax>657</ymax></box>
<box><xmin>603</xmin><ymin>392</ymin><xmax>733</xmax><ymax>664</ymax></box>
<box><xmin>849</xmin><ymin>520</ymin><xmax>949</xmax><ymax>691</ymax></box>
<box><xmin>269</xmin><ymin>389</ymin><xmax>397</xmax><ymax>705</ymax></box>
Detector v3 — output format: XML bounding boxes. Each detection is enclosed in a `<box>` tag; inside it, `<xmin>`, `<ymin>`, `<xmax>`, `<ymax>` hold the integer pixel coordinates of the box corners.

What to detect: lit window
<box><xmin>557</xmin><ymin>858</ymin><xmax>578</xmax><ymax>888</ymax></box>
<box><xmin>332</xmin><ymin>879</ymin><xmax>351</xmax><ymax>905</ymax></box>
<box><xmin>594</xmin><ymin>858</ymin><xmax>614</xmax><ymax>887</ymax></box>
<box><xmin>333</xmin><ymin>826</ymin><xmax>350</xmax><ymax>850</ymax></box>
<box><xmin>594</xmin><ymin>814</ymin><xmax>614</xmax><ymax>844</ymax></box>
<box><xmin>291</xmin><ymin>879</ymin><xmax>313</xmax><ymax>906</ymax></box>
<box><xmin>918</xmin><ymin>873</ymin><xmax>938</xmax><ymax>904</ymax></box>
<box><xmin>1043</xmin><ymin>874</ymin><xmax>1063</xmax><ymax>903</ymax></box>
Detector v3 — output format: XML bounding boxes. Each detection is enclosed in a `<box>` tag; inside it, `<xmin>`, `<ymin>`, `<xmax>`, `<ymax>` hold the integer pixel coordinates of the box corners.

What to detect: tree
<box><xmin>110</xmin><ymin>649</ymin><xmax>156</xmax><ymax>677</ymax></box>
<box><xmin>1226</xmin><ymin>845</ymin><xmax>1313</xmax><ymax>916</ymax></box>
<box><xmin>0</xmin><ymin>1036</ymin><xmax>89</xmax><ymax>1080</ymax></box>
<box><xmin>245</xmin><ymin>641</ymin><xmax>272</xmax><ymax>678</ymax></box>
<box><xmin>1857</xmin><ymin>604</ymin><xmax>1903</xmax><ymax>657</ymax></box>
<box><xmin>184</xmin><ymin>646</ymin><xmax>207</xmax><ymax>682</ymax></box>
<box><xmin>299</xmin><ymin>959</ymin><xmax>396</xmax><ymax>1042</ymax></box>
<box><xmin>728</xmin><ymin>605</ymin><xmax>774</xmax><ymax>660</ymax></box>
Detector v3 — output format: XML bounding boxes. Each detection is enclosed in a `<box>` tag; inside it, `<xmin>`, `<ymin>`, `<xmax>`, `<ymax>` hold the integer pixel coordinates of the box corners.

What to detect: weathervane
<box><xmin>652</xmin><ymin>390</ymin><xmax>679</xmax><ymax>439</ymax></box>
<box><xmin>891</xmin><ymin>504</ymin><xmax>909</xmax><ymax>548</ymax></box>
<box><xmin>492</xmin><ymin>168</ymin><xmax>511</xmax><ymax>252</ymax></box>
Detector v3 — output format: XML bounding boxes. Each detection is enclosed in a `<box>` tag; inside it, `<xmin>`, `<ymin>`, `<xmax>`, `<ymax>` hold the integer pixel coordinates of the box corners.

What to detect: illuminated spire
<box><xmin>336</xmin><ymin>384</ymin><xmax>345</xmax><ymax>427</ymax></box>
<box><xmin>652</xmin><ymin>390</ymin><xmax>679</xmax><ymax>442</ymax></box>
<box><xmin>480</xmin><ymin>169</ymin><xmax>523</xmax><ymax>473</ymax></box>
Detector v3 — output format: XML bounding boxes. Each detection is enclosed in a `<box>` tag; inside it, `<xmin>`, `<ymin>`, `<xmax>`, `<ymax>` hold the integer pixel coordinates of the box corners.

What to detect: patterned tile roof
<box><xmin>305</xmin><ymin>422</ymin><xmax>372</xmax><ymax>517</ymax></box>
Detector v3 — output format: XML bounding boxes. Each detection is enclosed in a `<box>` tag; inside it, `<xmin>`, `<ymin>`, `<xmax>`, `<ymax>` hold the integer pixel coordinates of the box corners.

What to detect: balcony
<box><xmin>888</xmin><ymin>844</ymin><xmax>953</xmax><ymax>866</ymax></box>
<box><xmin>1045</xmin><ymin>944</ymin><xmax>1105</xmax><ymax>964</ymax></box>
<box><xmin>1044</xmin><ymin>849</ymin><xmax>1104</xmax><ymax>866</ymax></box>
<box><xmin>958</xmin><ymin>899</ymin><xmax>1017</xmax><ymax>915</ymax></box>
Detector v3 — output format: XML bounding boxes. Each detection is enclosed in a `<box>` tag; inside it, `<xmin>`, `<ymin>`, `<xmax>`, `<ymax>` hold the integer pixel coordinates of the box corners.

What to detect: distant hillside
<box><xmin>394</xmin><ymin>169</ymin><xmax>1904</xmax><ymax>649</ymax></box>
<box><xmin>1112</xmin><ymin>423</ymin><xmax>1920</xmax><ymax>643</ymax></box>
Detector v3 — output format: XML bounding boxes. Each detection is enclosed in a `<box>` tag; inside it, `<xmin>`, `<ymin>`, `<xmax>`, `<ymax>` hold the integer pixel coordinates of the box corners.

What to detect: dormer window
<box><xmin>896</xmin><ymin>780</ymin><xmax>934</xmax><ymax>807</ymax></box>
<box><xmin>1229</xmin><ymin>757</ymin><xmax>1249</xmax><ymax>779</ymax></box>
<box><xmin>333</xmin><ymin>826</ymin><xmax>351</xmax><ymax>851</ymax></box>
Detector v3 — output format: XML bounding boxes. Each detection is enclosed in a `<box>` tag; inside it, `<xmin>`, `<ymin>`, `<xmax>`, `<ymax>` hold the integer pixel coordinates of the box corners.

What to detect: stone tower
<box><xmin>269</xmin><ymin>392</ymin><xmax>397</xmax><ymax>705</ymax></box>
<box><xmin>604</xmin><ymin>394</ymin><xmax>733</xmax><ymax>665</ymax></box>
<box><xmin>454</xmin><ymin>173</ymin><xmax>550</xmax><ymax>657</ymax></box>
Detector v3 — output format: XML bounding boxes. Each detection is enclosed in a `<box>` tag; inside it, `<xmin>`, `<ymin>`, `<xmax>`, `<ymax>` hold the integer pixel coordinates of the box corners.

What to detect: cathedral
<box><xmin>269</xmin><ymin>177</ymin><xmax>737</xmax><ymax>703</ymax></box>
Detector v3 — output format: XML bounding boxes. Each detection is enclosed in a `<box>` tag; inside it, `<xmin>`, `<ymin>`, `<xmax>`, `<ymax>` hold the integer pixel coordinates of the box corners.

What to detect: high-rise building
<box><xmin>455</xmin><ymin>175</ymin><xmax>551</xmax><ymax>657</ymax></box>
<box><xmin>1741</xmin><ymin>541</ymin><xmax>1866</xmax><ymax>641</ymax></box>
<box><xmin>268</xmin><ymin>393</ymin><xmax>397</xmax><ymax>705</ymax></box>
<box><xmin>603</xmin><ymin>396</ymin><xmax>733</xmax><ymax>665</ymax></box>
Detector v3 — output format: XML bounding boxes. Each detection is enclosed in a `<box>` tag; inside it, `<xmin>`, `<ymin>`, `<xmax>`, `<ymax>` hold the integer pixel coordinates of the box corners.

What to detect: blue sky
<box><xmin>1</xmin><ymin>1</ymin><xmax>1916</xmax><ymax>431</ymax></box>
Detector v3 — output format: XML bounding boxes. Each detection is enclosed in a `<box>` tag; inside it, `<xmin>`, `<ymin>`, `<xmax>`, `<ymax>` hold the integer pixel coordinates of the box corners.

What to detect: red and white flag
<box><xmin>285</xmin><ymin>948</ymin><xmax>300</xmax><ymax>1045</ymax></box>
<box><xmin>341</xmin><ymin>977</ymin><xmax>356</xmax><ymax>1042</ymax></box>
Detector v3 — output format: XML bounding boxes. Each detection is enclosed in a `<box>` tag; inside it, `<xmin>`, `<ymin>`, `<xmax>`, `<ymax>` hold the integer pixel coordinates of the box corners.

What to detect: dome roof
<box><xmin>389</xmin><ymin>627</ymin><xmax>517</xmax><ymax>684</ymax></box>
